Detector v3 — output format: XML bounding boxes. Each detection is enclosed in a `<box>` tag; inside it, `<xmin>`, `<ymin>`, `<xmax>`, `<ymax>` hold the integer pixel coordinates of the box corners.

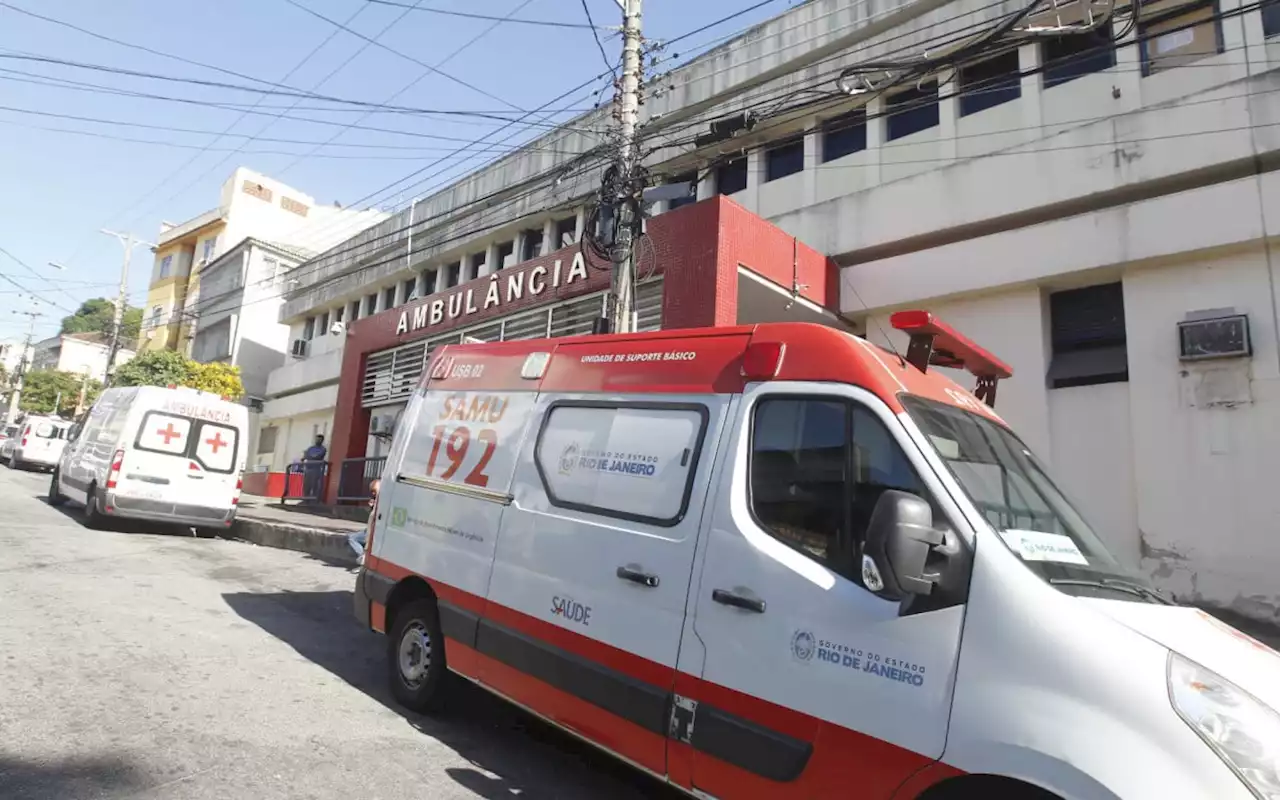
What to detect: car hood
<box><xmin>1081</xmin><ymin>599</ymin><xmax>1280</xmax><ymax>712</ymax></box>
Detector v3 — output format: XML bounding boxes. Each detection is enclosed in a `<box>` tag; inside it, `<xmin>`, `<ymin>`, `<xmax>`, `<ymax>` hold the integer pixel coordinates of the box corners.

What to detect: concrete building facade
<box><xmin>31</xmin><ymin>332</ymin><xmax>136</xmax><ymax>378</ymax></box>
<box><xmin>261</xmin><ymin>0</ymin><xmax>1280</xmax><ymax>626</ymax></box>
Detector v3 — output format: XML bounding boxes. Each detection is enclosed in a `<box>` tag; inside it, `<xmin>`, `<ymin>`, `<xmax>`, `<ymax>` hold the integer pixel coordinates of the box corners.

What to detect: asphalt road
<box><xmin>0</xmin><ymin>466</ymin><xmax>681</xmax><ymax>800</ymax></box>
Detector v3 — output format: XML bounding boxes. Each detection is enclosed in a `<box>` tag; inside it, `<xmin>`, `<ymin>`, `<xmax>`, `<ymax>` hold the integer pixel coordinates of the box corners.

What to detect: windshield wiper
<box><xmin>1048</xmin><ymin>577</ymin><xmax>1174</xmax><ymax>605</ymax></box>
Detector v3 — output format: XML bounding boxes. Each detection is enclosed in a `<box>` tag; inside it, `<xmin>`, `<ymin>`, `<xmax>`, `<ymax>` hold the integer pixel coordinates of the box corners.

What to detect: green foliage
<box><xmin>59</xmin><ymin>298</ymin><xmax>142</xmax><ymax>341</ymax></box>
<box><xmin>18</xmin><ymin>369</ymin><xmax>101</xmax><ymax>416</ymax></box>
<box><xmin>112</xmin><ymin>350</ymin><xmax>244</xmax><ymax>400</ymax></box>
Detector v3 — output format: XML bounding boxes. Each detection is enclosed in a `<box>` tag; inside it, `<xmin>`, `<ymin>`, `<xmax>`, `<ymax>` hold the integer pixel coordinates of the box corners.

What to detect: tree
<box><xmin>112</xmin><ymin>350</ymin><xmax>244</xmax><ymax>400</ymax></box>
<box><xmin>18</xmin><ymin>369</ymin><xmax>100</xmax><ymax>416</ymax></box>
<box><xmin>60</xmin><ymin>298</ymin><xmax>143</xmax><ymax>341</ymax></box>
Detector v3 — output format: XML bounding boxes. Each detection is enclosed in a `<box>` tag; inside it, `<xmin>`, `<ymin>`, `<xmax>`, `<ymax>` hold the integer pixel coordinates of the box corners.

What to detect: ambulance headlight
<box><xmin>1168</xmin><ymin>652</ymin><xmax>1280</xmax><ymax>799</ymax></box>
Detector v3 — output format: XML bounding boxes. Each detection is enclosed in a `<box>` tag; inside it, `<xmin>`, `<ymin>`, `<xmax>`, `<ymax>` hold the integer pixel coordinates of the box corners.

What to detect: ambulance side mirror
<box><xmin>862</xmin><ymin>490</ymin><xmax>944</xmax><ymax>599</ymax></box>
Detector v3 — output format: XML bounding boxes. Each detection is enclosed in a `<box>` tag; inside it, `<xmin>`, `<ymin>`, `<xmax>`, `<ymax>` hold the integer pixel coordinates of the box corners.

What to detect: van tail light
<box><xmin>21</xmin><ymin>425</ymin><xmax>29</xmax><ymax>448</ymax></box>
<box><xmin>232</xmin><ymin>477</ymin><xmax>242</xmax><ymax>506</ymax></box>
<box><xmin>21</xmin><ymin>437</ymin><xmax>27</xmax><ymax>447</ymax></box>
<box><xmin>106</xmin><ymin>449</ymin><xmax>124</xmax><ymax>489</ymax></box>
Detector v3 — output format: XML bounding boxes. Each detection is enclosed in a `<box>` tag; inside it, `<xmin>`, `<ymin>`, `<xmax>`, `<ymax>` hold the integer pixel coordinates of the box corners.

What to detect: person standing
<box><xmin>301</xmin><ymin>434</ymin><xmax>327</xmax><ymax>502</ymax></box>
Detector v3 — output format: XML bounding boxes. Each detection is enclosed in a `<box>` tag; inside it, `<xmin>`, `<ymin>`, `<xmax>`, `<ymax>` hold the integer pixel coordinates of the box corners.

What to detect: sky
<box><xmin>0</xmin><ymin>0</ymin><xmax>799</xmax><ymax>344</ymax></box>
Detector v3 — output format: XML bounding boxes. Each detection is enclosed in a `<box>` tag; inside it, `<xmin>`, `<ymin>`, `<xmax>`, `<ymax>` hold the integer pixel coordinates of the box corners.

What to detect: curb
<box><xmin>227</xmin><ymin>516</ymin><xmax>360</xmax><ymax>566</ymax></box>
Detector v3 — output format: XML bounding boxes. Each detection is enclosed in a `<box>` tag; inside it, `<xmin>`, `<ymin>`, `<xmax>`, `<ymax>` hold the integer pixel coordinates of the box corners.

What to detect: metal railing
<box><xmin>282</xmin><ymin>461</ymin><xmax>329</xmax><ymax>504</ymax></box>
<box><xmin>337</xmin><ymin>456</ymin><xmax>387</xmax><ymax>502</ymax></box>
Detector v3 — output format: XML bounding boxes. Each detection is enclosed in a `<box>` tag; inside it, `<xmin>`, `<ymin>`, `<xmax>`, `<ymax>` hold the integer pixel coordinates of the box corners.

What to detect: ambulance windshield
<box><xmin>901</xmin><ymin>395</ymin><xmax>1161</xmax><ymax>600</ymax></box>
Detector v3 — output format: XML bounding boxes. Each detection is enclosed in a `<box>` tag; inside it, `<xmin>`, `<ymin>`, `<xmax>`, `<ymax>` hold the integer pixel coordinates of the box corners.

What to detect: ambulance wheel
<box><xmin>83</xmin><ymin>484</ymin><xmax>106</xmax><ymax>529</ymax></box>
<box><xmin>388</xmin><ymin>598</ymin><xmax>449</xmax><ymax>714</ymax></box>
<box><xmin>47</xmin><ymin>470</ymin><xmax>66</xmax><ymax>506</ymax></box>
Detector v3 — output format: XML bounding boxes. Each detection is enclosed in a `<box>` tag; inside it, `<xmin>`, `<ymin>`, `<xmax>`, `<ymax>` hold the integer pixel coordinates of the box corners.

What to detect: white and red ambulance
<box><xmin>353</xmin><ymin>314</ymin><xmax>1280</xmax><ymax>800</ymax></box>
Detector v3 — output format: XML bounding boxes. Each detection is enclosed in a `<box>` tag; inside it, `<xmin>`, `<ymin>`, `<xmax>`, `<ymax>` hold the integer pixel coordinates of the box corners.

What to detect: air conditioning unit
<box><xmin>290</xmin><ymin>339</ymin><xmax>310</xmax><ymax>358</ymax></box>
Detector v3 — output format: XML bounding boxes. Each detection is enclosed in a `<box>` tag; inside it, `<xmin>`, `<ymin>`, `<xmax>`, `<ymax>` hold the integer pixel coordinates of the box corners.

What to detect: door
<box><xmin>483</xmin><ymin>393</ymin><xmax>729</xmax><ymax>778</ymax></box>
<box><xmin>124</xmin><ymin>410</ymin><xmax>242</xmax><ymax>509</ymax></box>
<box><xmin>682</xmin><ymin>382</ymin><xmax>970</xmax><ymax>799</ymax></box>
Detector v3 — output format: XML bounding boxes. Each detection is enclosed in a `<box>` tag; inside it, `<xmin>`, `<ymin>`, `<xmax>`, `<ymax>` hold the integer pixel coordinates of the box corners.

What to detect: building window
<box><xmin>750</xmin><ymin>397</ymin><xmax>930</xmax><ymax>581</ymax></box>
<box><xmin>333</xmin><ymin>306</ymin><xmax>344</xmax><ymax>324</ymax></box>
<box><xmin>886</xmin><ymin>81</ymin><xmax>940</xmax><ymax>141</ymax></box>
<box><xmin>521</xmin><ymin>229</ymin><xmax>544</xmax><ymax>261</ymax></box>
<box><xmin>444</xmin><ymin>261</ymin><xmax>461</xmax><ymax>287</ymax></box>
<box><xmin>303</xmin><ymin>316</ymin><xmax>316</xmax><ymax>341</ymax></box>
<box><xmin>257</xmin><ymin>426</ymin><xmax>278</xmax><ymax>455</ymax></box>
<box><xmin>470</xmin><ymin>252</ymin><xmax>487</xmax><ymax>278</ymax></box>
<box><xmin>159</xmin><ymin>255</ymin><xmax>173</xmax><ymax>279</ymax></box>
<box><xmin>1139</xmin><ymin>0</ymin><xmax>1222</xmax><ymax>76</ymax></box>
<box><xmin>1265</xmin><ymin>0</ymin><xmax>1280</xmax><ymax>37</ymax></box>
<box><xmin>364</xmin><ymin>294</ymin><xmax>377</xmax><ymax>316</ymax></box>
<box><xmin>764</xmin><ymin>136</ymin><xmax>805</xmax><ymax>182</ymax></box>
<box><xmin>497</xmin><ymin>240</ymin><xmax>515</xmax><ymax>269</ymax></box>
<box><xmin>958</xmin><ymin>49</ymin><xmax>1022</xmax><ymax>116</ymax></box>
<box><xmin>1042</xmin><ymin>26</ymin><xmax>1116</xmax><ymax>88</ymax></box>
<box><xmin>201</xmin><ymin>238</ymin><xmax>217</xmax><ymax>263</ymax></box>
<box><xmin>1047</xmin><ymin>282</ymin><xmax>1129</xmax><ymax>388</ymax></box>
<box><xmin>382</xmin><ymin>286</ymin><xmax>396</xmax><ymax>310</ymax></box>
<box><xmin>421</xmin><ymin>269</ymin><xmax>438</xmax><ymax>296</ymax></box>
<box><xmin>821</xmin><ymin>109</ymin><xmax>867</xmax><ymax>162</ymax></box>
<box><xmin>403</xmin><ymin>277</ymin><xmax>417</xmax><ymax>303</ymax></box>
<box><xmin>716</xmin><ymin>155</ymin><xmax>748</xmax><ymax>195</ymax></box>
<box><xmin>150</xmin><ymin>306</ymin><xmax>163</xmax><ymax>327</ymax></box>
<box><xmin>667</xmin><ymin>170</ymin><xmax>697</xmax><ymax>209</ymax></box>
<box><xmin>349</xmin><ymin>300</ymin><xmax>361</xmax><ymax>322</ymax></box>
<box><xmin>555</xmin><ymin>217</ymin><xmax>578</xmax><ymax>248</ymax></box>
<box><xmin>318</xmin><ymin>310</ymin><xmax>330</xmax><ymax>335</ymax></box>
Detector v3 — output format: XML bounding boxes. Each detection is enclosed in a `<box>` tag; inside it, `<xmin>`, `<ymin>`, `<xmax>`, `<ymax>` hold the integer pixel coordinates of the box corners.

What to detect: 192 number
<box><xmin>426</xmin><ymin>425</ymin><xmax>497</xmax><ymax>487</ymax></box>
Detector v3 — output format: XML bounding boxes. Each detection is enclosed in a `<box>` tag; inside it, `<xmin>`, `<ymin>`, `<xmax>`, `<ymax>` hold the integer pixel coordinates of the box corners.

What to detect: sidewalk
<box><xmin>228</xmin><ymin>498</ymin><xmax>366</xmax><ymax>566</ymax></box>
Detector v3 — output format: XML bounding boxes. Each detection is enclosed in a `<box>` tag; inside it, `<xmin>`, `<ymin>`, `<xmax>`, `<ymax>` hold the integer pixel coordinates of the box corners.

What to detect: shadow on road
<box><xmin>222</xmin><ymin>589</ymin><xmax>680</xmax><ymax>800</ymax></box>
<box><xmin>0</xmin><ymin>754</ymin><xmax>147</xmax><ymax>800</ymax></box>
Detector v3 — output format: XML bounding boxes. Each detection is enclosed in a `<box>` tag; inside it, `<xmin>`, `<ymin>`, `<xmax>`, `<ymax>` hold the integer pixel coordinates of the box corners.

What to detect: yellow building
<box><xmin>142</xmin><ymin>209</ymin><xmax>223</xmax><ymax>352</ymax></box>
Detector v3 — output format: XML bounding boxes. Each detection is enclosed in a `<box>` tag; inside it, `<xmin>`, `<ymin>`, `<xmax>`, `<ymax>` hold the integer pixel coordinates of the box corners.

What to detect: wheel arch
<box><xmin>384</xmin><ymin>575</ymin><xmax>436</xmax><ymax>633</ymax></box>
<box><xmin>911</xmin><ymin>774</ymin><xmax>1063</xmax><ymax>800</ymax></box>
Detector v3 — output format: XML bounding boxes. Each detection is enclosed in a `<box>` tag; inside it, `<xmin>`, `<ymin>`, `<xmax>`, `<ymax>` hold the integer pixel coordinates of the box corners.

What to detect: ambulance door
<box><xmin>682</xmin><ymin>382</ymin><xmax>970</xmax><ymax>799</ymax></box>
<box><xmin>484</xmin><ymin>391</ymin><xmax>730</xmax><ymax>778</ymax></box>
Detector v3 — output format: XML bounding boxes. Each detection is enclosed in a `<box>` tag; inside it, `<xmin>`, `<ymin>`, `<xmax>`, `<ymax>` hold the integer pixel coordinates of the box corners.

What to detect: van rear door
<box><xmin>23</xmin><ymin>419</ymin><xmax>67</xmax><ymax>462</ymax></box>
<box><xmin>125</xmin><ymin>409</ymin><xmax>241</xmax><ymax>510</ymax></box>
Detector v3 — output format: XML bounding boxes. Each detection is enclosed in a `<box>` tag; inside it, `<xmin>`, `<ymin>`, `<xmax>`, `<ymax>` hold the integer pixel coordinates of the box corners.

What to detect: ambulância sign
<box><xmin>395</xmin><ymin>251</ymin><xmax>591</xmax><ymax>336</ymax></box>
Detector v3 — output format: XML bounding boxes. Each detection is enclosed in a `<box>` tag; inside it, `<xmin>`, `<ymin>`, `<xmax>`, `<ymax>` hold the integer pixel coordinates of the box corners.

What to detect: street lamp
<box><xmin>47</xmin><ymin>261</ymin><xmax>67</xmax><ymax>271</ymax></box>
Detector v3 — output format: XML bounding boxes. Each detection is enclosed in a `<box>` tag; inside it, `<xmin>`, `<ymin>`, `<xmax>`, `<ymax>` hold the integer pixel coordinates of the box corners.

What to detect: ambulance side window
<box><xmin>749</xmin><ymin>397</ymin><xmax>932</xmax><ymax>581</ymax></box>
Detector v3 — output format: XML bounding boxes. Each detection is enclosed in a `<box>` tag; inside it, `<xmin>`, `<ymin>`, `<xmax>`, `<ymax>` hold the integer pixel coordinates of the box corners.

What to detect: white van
<box><xmin>8</xmin><ymin>415</ymin><xmax>72</xmax><ymax>471</ymax></box>
<box><xmin>50</xmin><ymin>385</ymin><xmax>247</xmax><ymax>533</ymax></box>
<box><xmin>352</xmin><ymin>317</ymin><xmax>1280</xmax><ymax>800</ymax></box>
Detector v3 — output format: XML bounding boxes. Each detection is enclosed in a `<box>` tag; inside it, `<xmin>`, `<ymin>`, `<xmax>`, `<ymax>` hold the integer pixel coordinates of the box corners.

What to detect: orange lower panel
<box><xmin>465</xmin><ymin>646</ymin><xmax>668</xmax><ymax>778</ymax></box>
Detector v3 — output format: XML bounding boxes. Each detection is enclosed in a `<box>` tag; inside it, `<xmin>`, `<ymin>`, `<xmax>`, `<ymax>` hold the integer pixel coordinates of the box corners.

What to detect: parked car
<box><xmin>7</xmin><ymin>415</ymin><xmax>71</xmax><ymax>471</ymax></box>
<box><xmin>352</xmin><ymin>317</ymin><xmax>1280</xmax><ymax>800</ymax></box>
<box><xmin>0</xmin><ymin>424</ymin><xmax>18</xmax><ymax>460</ymax></box>
<box><xmin>49</xmin><ymin>385</ymin><xmax>247</xmax><ymax>534</ymax></box>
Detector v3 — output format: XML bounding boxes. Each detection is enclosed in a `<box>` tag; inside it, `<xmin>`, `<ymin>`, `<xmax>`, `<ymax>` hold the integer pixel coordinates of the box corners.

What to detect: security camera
<box><xmin>329</xmin><ymin>321</ymin><xmax>346</xmax><ymax>336</ymax></box>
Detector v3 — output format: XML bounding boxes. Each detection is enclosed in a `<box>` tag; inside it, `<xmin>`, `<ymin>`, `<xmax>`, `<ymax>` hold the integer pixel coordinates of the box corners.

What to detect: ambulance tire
<box><xmin>388</xmin><ymin>598</ymin><xmax>449</xmax><ymax>714</ymax></box>
<box><xmin>83</xmin><ymin>484</ymin><xmax>106</xmax><ymax>530</ymax></box>
<box><xmin>47</xmin><ymin>470</ymin><xmax>66</xmax><ymax>506</ymax></box>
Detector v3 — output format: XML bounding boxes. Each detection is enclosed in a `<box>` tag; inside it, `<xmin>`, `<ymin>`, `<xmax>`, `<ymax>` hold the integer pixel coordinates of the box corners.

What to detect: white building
<box><xmin>31</xmin><ymin>332</ymin><xmax>136</xmax><ymax>378</ymax></box>
<box><xmin>262</xmin><ymin>0</ymin><xmax>1280</xmax><ymax>627</ymax></box>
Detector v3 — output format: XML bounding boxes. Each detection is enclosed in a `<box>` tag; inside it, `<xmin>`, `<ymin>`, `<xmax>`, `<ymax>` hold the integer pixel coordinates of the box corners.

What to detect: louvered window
<box><xmin>1047</xmin><ymin>282</ymin><xmax>1129</xmax><ymax>388</ymax></box>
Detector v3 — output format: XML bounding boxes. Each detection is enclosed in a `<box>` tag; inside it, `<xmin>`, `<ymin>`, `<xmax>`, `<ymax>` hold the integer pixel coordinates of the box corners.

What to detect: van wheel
<box><xmin>47</xmin><ymin>470</ymin><xmax>66</xmax><ymax>506</ymax></box>
<box><xmin>388</xmin><ymin>599</ymin><xmax>449</xmax><ymax>714</ymax></box>
<box><xmin>83</xmin><ymin>485</ymin><xmax>106</xmax><ymax>529</ymax></box>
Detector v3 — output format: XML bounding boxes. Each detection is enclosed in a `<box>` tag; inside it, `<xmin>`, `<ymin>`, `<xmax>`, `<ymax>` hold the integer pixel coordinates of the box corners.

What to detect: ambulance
<box><xmin>50</xmin><ymin>385</ymin><xmax>247</xmax><ymax>533</ymax></box>
<box><xmin>352</xmin><ymin>314</ymin><xmax>1280</xmax><ymax>800</ymax></box>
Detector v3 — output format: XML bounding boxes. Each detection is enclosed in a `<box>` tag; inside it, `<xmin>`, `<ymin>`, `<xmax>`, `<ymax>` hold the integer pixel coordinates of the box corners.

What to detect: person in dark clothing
<box><xmin>301</xmin><ymin>434</ymin><xmax>327</xmax><ymax>502</ymax></box>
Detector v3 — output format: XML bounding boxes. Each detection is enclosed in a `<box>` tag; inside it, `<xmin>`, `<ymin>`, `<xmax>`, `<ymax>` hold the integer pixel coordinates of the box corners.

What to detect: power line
<box><xmin>0</xmin><ymin>247</ymin><xmax>76</xmax><ymax>314</ymax></box>
<box><xmin>273</xmin><ymin>0</ymin><xmax>543</xmax><ymax>177</ymax></box>
<box><xmin>580</xmin><ymin>0</ymin><xmax>619</xmax><ymax>77</ymax></box>
<box><xmin>279</xmin><ymin>0</ymin><xmax>523</xmax><ymax>113</ymax></box>
<box><xmin>364</xmin><ymin>0</ymin><xmax>605</xmax><ymax>29</ymax></box>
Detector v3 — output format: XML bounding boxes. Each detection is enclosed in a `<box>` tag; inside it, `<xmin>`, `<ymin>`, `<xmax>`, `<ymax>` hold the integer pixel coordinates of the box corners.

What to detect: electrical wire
<box><xmin>581</xmin><ymin>0</ymin><xmax>619</xmax><ymax>78</ymax></box>
<box><xmin>279</xmin><ymin>0</ymin><xmax>523</xmax><ymax>113</ymax></box>
<box><xmin>365</xmin><ymin>0</ymin><xmax>605</xmax><ymax>29</ymax></box>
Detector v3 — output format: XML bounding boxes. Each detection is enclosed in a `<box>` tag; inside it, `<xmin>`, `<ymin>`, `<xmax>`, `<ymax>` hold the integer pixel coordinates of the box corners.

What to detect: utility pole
<box><xmin>99</xmin><ymin>229</ymin><xmax>151</xmax><ymax>387</ymax></box>
<box><xmin>7</xmin><ymin>310</ymin><xmax>42</xmax><ymax>424</ymax></box>
<box><xmin>607</xmin><ymin>0</ymin><xmax>643</xmax><ymax>334</ymax></box>
<box><xmin>75</xmin><ymin>370</ymin><xmax>90</xmax><ymax>417</ymax></box>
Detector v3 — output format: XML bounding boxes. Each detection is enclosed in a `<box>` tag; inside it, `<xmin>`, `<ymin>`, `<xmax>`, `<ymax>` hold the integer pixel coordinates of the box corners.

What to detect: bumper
<box><xmin>352</xmin><ymin>567</ymin><xmax>395</xmax><ymax>631</ymax></box>
<box><xmin>107</xmin><ymin>493</ymin><xmax>236</xmax><ymax>528</ymax></box>
<box><xmin>18</xmin><ymin>451</ymin><xmax>59</xmax><ymax>466</ymax></box>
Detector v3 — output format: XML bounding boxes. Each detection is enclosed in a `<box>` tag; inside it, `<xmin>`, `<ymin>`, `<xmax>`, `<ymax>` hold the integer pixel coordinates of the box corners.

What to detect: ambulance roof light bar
<box><xmin>889</xmin><ymin>310</ymin><xmax>1013</xmax><ymax>408</ymax></box>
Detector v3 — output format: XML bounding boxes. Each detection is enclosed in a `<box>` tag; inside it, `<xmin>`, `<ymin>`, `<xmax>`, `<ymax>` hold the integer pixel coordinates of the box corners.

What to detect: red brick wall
<box><xmin>322</xmin><ymin>195</ymin><xmax>836</xmax><ymax>502</ymax></box>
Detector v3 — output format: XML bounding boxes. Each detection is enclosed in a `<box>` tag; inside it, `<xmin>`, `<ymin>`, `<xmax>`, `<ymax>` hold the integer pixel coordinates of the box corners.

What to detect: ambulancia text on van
<box><xmin>352</xmin><ymin>315</ymin><xmax>1280</xmax><ymax>800</ymax></box>
<box><xmin>50</xmin><ymin>385</ymin><xmax>247</xmax><ymax>533</ymax></box>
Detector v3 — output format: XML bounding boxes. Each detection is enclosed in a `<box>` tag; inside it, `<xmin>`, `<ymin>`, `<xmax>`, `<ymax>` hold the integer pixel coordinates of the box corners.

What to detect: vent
<box><xmin>501</xmin><ymin>308</ymin><xmax>551</xmax><ymax>340</ymax></box>
<box><xmin>635</xmin><ymin>278</ymin><xmax>663</xmax><ymax>332</ymax></box>
<box><xmin>550</xmin><ymin>294</ymin><xmax>605</xmax><ymax>338</ymax></box>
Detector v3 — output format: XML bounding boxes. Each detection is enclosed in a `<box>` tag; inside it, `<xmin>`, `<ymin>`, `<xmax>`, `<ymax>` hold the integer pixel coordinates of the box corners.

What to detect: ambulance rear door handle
<box><xmin>616</xmin><ymin>565</ymin><xmax>659</xmax><ymax>588</ymax></box>
<box><xmin>712</xmin><ymin>589</ymin><xmax>766</xmax><ymax>614</ymax></box>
